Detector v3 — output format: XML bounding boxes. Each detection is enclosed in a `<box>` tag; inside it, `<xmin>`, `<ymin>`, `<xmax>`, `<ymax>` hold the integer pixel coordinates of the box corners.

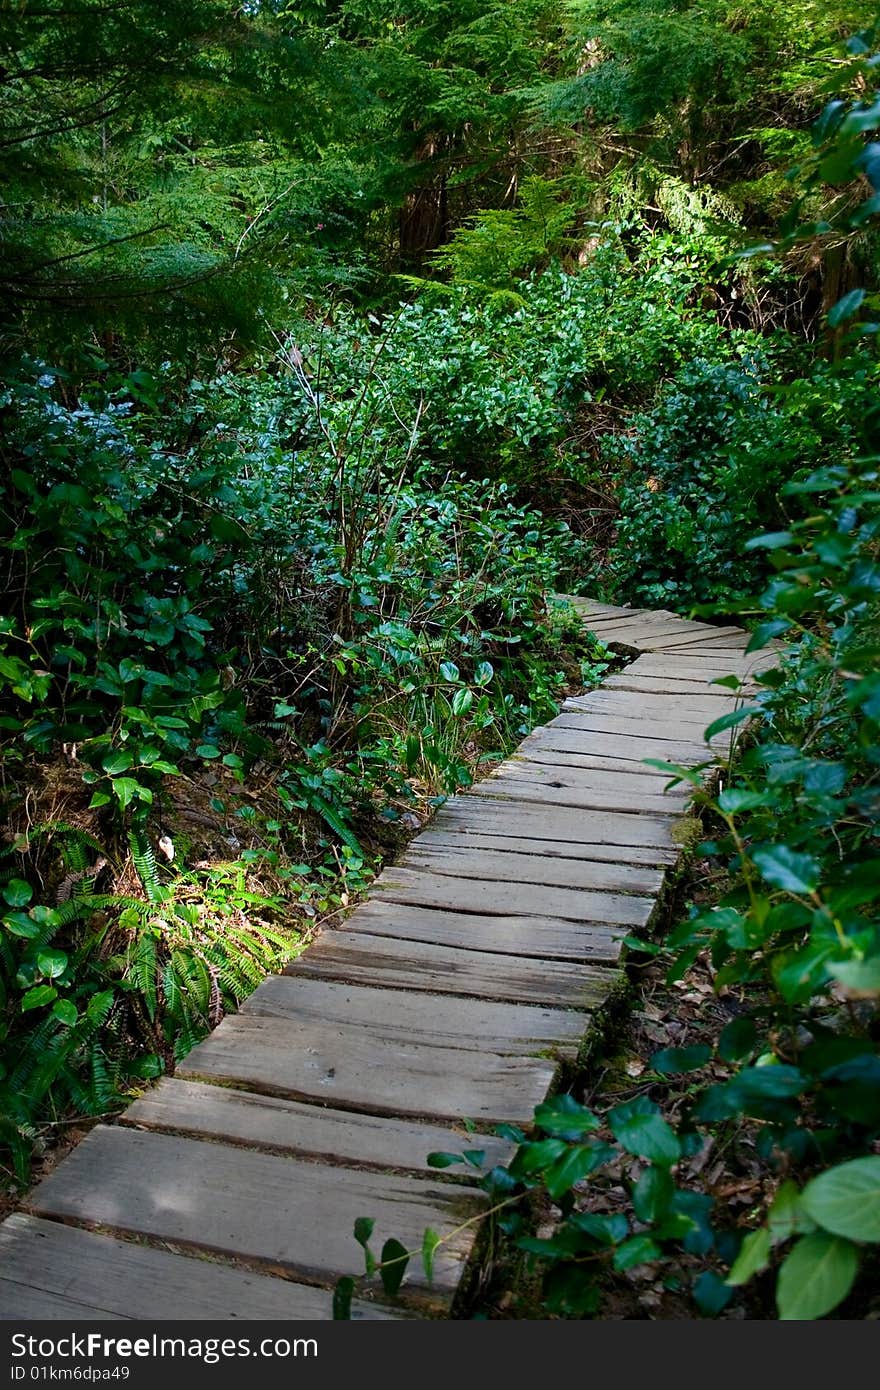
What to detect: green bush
<box><xmin>604</xmin><ymin>351</ymin><xmax>880</xmax><ymax>610</ymax></box>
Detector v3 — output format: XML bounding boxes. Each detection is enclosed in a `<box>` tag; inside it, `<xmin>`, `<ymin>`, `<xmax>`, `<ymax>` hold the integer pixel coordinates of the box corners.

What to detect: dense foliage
<box><xmin>335</xmin><ymin>34</ymin><xmax>880</xmax><ymax>1320</ymax></box>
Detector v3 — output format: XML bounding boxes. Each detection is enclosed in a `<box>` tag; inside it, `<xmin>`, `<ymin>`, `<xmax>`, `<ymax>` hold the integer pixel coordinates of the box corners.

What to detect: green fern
<box><xmin>128</xmin><ymin>831</ymin><xmax>166</xmax><ymax>903</ymax></box>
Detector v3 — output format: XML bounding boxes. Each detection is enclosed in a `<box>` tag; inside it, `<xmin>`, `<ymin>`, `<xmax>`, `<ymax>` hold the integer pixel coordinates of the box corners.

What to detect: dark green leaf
<box><xmin>21</xmin><ymin>985</ymin><xmax>57</xmax><ymax>1011</ymax></box>
<box><xmin>2</xmin><ymin>879</ymin><xmax>32</xmax><ymax>907</ymax></box>
<box><xmin>332</xmin><ymin>1276</ymin><xmax>354</xmax><ymax>1320</ymax></box>
<box><xmin>380</xmin><ymin>1239</ymin><xmax>410</xmax><ymax>1297</ymax></box>
<box><xmin>608</xmin><ymin>1097</ymin><xmax>681</xmax><ymax>1167</ymax></box>
<box><xmin>612</xmin><ymin>1235</ymin><xmax>661</xmax><ymax>1271</ymax></box>
<box><xmin>651</xmin><ymin>1045</ymin><xmax>711</xmax><ymax>1074</ymax></box>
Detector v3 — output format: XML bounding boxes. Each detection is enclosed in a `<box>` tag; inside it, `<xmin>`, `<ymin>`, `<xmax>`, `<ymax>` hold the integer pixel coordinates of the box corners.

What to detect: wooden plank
<box><xmin>589</xmin><ymin>616</ymin><xmax>747</xmax><ymax>643</ymax></box>
<box><xmin>563</xmin><ymin>692</ymin><xmax>738</xmax><ymax>724</ymax></box>
<box><xmin>613</xmin><ymin>635</ymin><xmax>746</xmax><ymax>655</ymax></box>
<box><xmin>372</xmin><ymin>864</ymin><xmax>655</xmax><ymax>927</ymax></box>
<box><xmin>401</xmin><ymin>842</ymin><xmax>665</xmax><ymax>894</ymax></box>
<box><xmin>346</xmin><ymin>899</ymin><xmax>627</xmax><ymax>962</ymax></box>
<box><xmin>240</xmin><ymin>975</ymin><xmax>586</xmax><ymax>1057</ymax></box>
<box><xmin>467</xmin><ymin>774</ymin><xmax>686</xmax><ymax>816</ymax></box>
<box><xmin>557</xmin><ymin>596</ymin><xmax>656</xmax><ymax>620</ymax></box>
<box><xmin>509</xmin><ymin>744</ymin><xmax>704</xmax><ymax>776</ymax></box>
<box><xmin>641</xmin><ymin>633</ymin><xmax>750</xmax><ymax>652</ymax></box>
<box><xmin>484</xmin><ymin>760</ymin><xmax>693</xmax><ymax>797</ymax></box>
<box><xmin>625</xmin><ymin>658</ymin><xmax>772</xmax><ymax>683</ymax></box>
<box><xmin>585</xmin><ymin>618</ymin><xmax>721</xmax><ymax>643</ymax></box>
<box><xmin>286</xmin><ymin>929</ymin><xmax>615</xmax><ymax>1009</ymax></box>
<box><xmin>431</xmin><ymin>796</ymin><xmax>679</xmax><ymax>848</ymax></box>
<box><xmin>549</xmin><ymin>711</ymin><xmax>723</xmax><ymax>744</ymax></box>
<box><xmin>602</xmin><ymin>673</ymin><xmax>747</xmax><ymax>697</ymax></box>
<box><xmin>28</xmin><ymin>1127</ymin><xmax>482</xmax><ymax>1307</ymax></box>
<box><xmin>178</xmin><ymin>1012</ymin><xmax>560</xmax><ymax>1123</ymax></box>
<box><xmin>126</xmin><ymin>1077</ymin><xmax>513</xmax><ymax>1173</ymax></box>
<box><xmin>413</xmin><ymin>825</ymin><xmax>676</xmax><ymax>866</ymax></box>
<box><xmin>0</xmin><ymin>1213</ymin><xmax>395</xmax><ymax>1321</ymax></box>
<box><xmin>519</xmin><ymin>724</ymin><xmax>708</xmax><ymax>767</ymax></box>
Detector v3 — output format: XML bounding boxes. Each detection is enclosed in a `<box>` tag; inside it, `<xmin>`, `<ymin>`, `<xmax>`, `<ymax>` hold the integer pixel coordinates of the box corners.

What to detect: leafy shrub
<box><xmin>603</xmin><ymin>350</ymin><xmax>880</xmax><ymax>611</ymax></box>
<box><xmin>0</xmin><ymin>352</ymin><xmax>599</xmax><ymax>1183</ymax></box>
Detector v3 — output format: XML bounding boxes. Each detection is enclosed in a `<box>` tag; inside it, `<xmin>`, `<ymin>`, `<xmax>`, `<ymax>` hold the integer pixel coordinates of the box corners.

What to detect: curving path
<box><xmin>0</xmin><ymin>599</ymin><xmax>778</xmax><ymax>1320</ymax></box>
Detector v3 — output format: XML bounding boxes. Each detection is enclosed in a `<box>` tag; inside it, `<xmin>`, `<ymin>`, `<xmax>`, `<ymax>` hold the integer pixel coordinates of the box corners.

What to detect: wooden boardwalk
<box><xmin>0</xmin><ymin>599</ymin><xmax>776</xmax><ymax>1321</ymax></box>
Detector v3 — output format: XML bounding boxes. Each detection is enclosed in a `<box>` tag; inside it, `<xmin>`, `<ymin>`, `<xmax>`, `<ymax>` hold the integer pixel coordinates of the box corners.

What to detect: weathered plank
<box><xmin>286</xmin><ymin>929</ymin><xmax>615</xmax><ymax>1009</ymax></box>
<box><xmin>401</xmin><ymin>842</ymin><xmax>665</xmax><ymax>894</ymax></box>
<box><xmin>585</xmin><ymin>618</ymin><xmax>734</xmax><ymax>644</ymax></box>
<box><xmin>0</xmin><ymin>1213</ymin><xmax>394</xmax><ymax>1321</ymax></box>
<box><xmin>414</xmin><ymin>824</ymin><xmax>676</xmax><ymax>865</ymax></box>
<box><xmin>242</xmin><ymin>975</ymin><xmax>585</xmax><ymax>1051</ymax></box>
<box><xmin>565</xmin><ymin>690</ymin><xmax>740</xmax><ymax>721</ymax></box>
<box><xmin>557</xmin><ymin>596</ymin><xmax>657</xmax><ymax>621</ymax></box>
<box><xmin>482</xmin><ymin>760</ymin><xmax>693</xmax><ymax>797</ymax></box>
<box><xmin>508</xmin><ymin>745</ymin><xmax>701</xmax><ymax>776</ymax></box>
<box><xmin>431</xmin><ymin>796</ymin><xmax>680</xmax><ymax>848</ymax></box>
<box><xmin>372</xmin><ymin>864</ymin><xmax>655</xmax><ymax>927</ymax></box>
<box><xmin>519</xmin><ymin>724</ymin><xmax>709</xmax><ymax>767</ymax></box>
<box><xmin>126</xmin><ymin>1076</ymin><xmax>511</xmax><ymax>1174</ymax></box>
<box><xmin>625</xmin><ymin>657</ymin><xmax>773</xmax><ymax>683</ymax></box>
<box><xmin>602</xmin><ymin>673</ymin><xmax>748</xmax><ymax>697</ymax></box>
<box><xmin>549</xmin><ymin>711</ymin><xmax>724</xmax><ymax>744</ymax></box>
<box><xmin>178</xmin><ymin>1011</ymin><xmax>560</xmax><ymax>1123</ymax></box>
<box><xmin>468</xmin><ymin>774</ymin><xmax>685</xmax><ymax>816</ymax></box>
<box><xmin>346</xmin><ymin>899</ymin><xmax>627</xmax><ymax>962</ymax></box>
<box><xmin>587</xmin><ymin>616</ymin><xmax>747</xmax><ymax>643</ymax></box>
<box><xmin>611</xmin><ymin>631</ymin><xmax>750</xmax><ymax>650</ymax></box>
<box><xmin>28</xmin><ymin>1127</ymin><xmax>481</xmax><ymax>1307</ymax></box>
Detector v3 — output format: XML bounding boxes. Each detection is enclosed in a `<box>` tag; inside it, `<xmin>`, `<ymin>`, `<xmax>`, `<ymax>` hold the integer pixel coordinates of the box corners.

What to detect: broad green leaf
<box><xmin>2</xmin><ymin>879</ymin><xmax>32</xmax><ymax>907</ymax></box>
<box><xmin>353</xmin><ymin>1217</ymin><xmax>375</xmax><ymax>1248</ymax></box>
<box><xmin>21</xmin><ymin>984</ymin><xmax>57</xmax><ymax>1011</ymax></box>
<box><xmin>534</xmin><ymin>1093</ymin><xmax>600</xmax><ymax>1136</ymax></box>
<box><xmin>752</xmin><ymin>844</ymin><xmax>821</xmax><ymax>894</ymax></box>
<box><xmin>692</xmin><ymin>1270</ymin><xmax>734</xmax><ymax>1316</ymax></box>
<box><xmin>769</xmin><ymin>1181</ymin><xmax>815</xmax><ymax>1243</ymax></box>
<box><xmin>379</xmin><ymin>1239</ymin><xmax>410</xmax><ymax>1297</ymax></box>
<box><xmin>718</xmin><ymin>1016</ymin><xmax>757</xmax><ymax>1062</ymax></box>
<box><xmin>801</xmin><ymin>1158</ymin><xmax>880</xmax><ymax>1242</ymax></box>
<box><xmin>111</xmin><ymin>777</ymin><xmax>145</xmax><ymax>810</ymax></box>
<box><xmin>632</xmin><ymin>1165</ymin><xmax>674</xmax><ymax>1224</ymax></box>
<box><xmin>826</xmin><ymin>956</ymin><xmax>880</xmax><ymax>995</ymax></box>
<box><xmin>651</xmin><ymin>1045</ymin><xmax>711</xmax><ymax>1074</ymax></box>
<box><xmin>608</xmin><ymin>1097</ymin><xmax>681</xmax><ymax>1167</ymax></box>
<box><xmin>451</xmin><ymin>687</ymin><xmax>473</xmax><ymax>716</ymax></box>
<box><xmin>427</xmin><ymin>1151</ymin><xmax>464</xmax><ymax>1169</ymax></box>
<box><xmin>513</xmin><ymin>1138</ymin><xmax>568</xmax><ymax>1175</ymax></box>
<box><xmin>52</xmin><ymin>998</ymin><xmax>78</xmax><ymax>1026</ymax></box>
<box><xmin>703</xmin><ymin>706</ymin><xmax>760</xmax><ymax>741</ymax></box>
<box><xmin>4</xmin><ymin>913</ymin><xmax>41</xmax><ymax>939</ymax></box>
<box><xmin>36</xmin><ymin>948</ymin><xmax>68</xmax><ymax>979</ymax></box>
<box><xmin>612</xmin><ymin>1235</ymin><xmax>661</xmax><ymax>1272</ymax></box>
<box><xmin>726</xmin><ymin>1227</ymin><xmax>771</xmax><ymax>1285</ymax></box>
<box><xmin>474</xmin><ymin>660</ymin><xmax>494</xmax><ymax>686</ymax></box>
<box><xmin>101</xmin><ymin>750</ymin><xmax>132</xmax><ymax>775</ymax></box>
<box><xmin>827</xmin><ymin>288</ymin><xmax>866</xmax><ymax>327</ymax></box>
<box><xmin>776</xmin><ymin>1232</ymin><xmax>859</xmax><ymax>1320</ymax></box>
<box><xmin>716</xmin><ymin>788</ymin><xmax>772</xmax><ymax>814</ymax></box>
<box><xmin>544</xmin><ymin>1144</ymin><xmax>603</xmax><ymax>1199</ymax></box>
